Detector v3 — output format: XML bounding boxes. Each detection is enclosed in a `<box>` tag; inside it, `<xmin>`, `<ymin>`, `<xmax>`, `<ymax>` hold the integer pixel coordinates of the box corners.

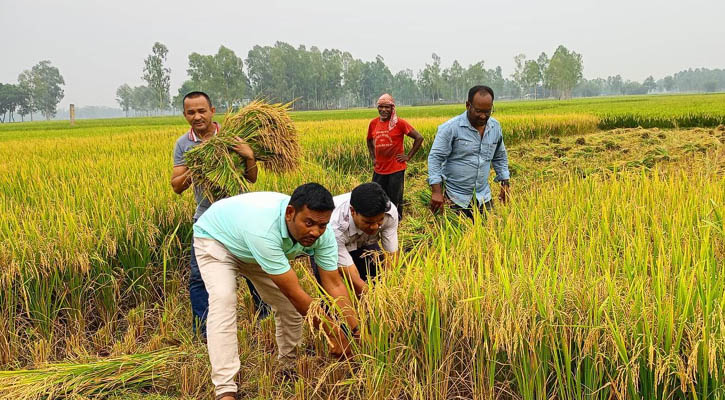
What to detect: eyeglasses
<box><xmin>472</xmin><ymin>106</ymin><xmax>494</xmax><ymax>115</ymax></box>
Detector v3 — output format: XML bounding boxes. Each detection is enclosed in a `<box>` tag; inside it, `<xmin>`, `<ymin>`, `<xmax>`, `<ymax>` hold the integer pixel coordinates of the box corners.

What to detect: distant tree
<box><xmin>17</xmin><ymin>60</ymin><xmax>65</xmax><ymax>120</ymax></box>
<box><xmin>643</xmin><ymin>76</ymin><xmax>656</xmax><ymax>93</ymax></box>
<box><xmin>321</xmin><ymin>49</ymin><xmax>343</xmax><ymax>109</ymax></box>
<box><xmin>573</xmin><ymin>78</ymin><xmax>605</xmax><ymax>97</ymax></box>
<box><xmin>186</xmin><ymin>46</ymin><xmax>250</xmax><ymax>110</ymax></box>
<box><xmin>546</xmin><ymin>45</ymin><xmax>583</xmax><ymax>99</ymax></box>
<box><xmin>116</xmin><ymin>84</ymin><xmax>133</xmax><ymax>117</ymax></box>
<box><xmin>662</xmin><ymin>75</ymin><xmax>675</xmax><ymax>92</ymax></box>
<box><xmin>392</xmin><ymin>69</ymin><xmax>420</xmax><ymax>105</ymax></box>
<box><xmin>418</xmin><ymin>53</ymin><xmax>443</xmax><ymax>103</ymax></box>
<box><xmin>523</xmin><ymin>60</ymin><xmax>542</xmax><ymax>99</ymax></box>
<box><xmin>442</xmin><ymin>60</ymin><xmax>465</xmax><ymax>101</ymax></box>
<box><xmin>173</xmin><ymin>81</ymin><xmax>196</xmax><ymax>110</ymax></box>
<box><xmin>536</xmin><ymin>52</ymin><xmax>550</xmax><ymax>97</ymax></box>
<box><xmin>704</xmin><ymin>81</ymin><xmax>718</xmax><ymax>92</ymax></box>
<box><xmin>341</xmin><ymin>52</ymin><xmax>364</xmax><ymax>107</ymax></box>
<box><xmin>606</xmin><ymin>75</ymin><xmax>624</xmax><ymax>95</ymax></box>
<box><xmin>511</xmin><ymin>54</ymin><xmax>528</xmax><ymax>98</ymax></box>
<box><xmin>623</xmin><ymin>81</ymin><xmax>647</xmax><ymax>95</ymax></box>
<box><xmin>131</xmin><ymin>85</ymin><xmax>155</xmax><ymax>115</ymax></box>
<box><xmin>142</xmin><ymin>42</ymin><xmax>171</xmax><ymax>112</ymax></box>
<box><xmin>16</xmin><ymin>77</ymin><xmax>35</xmax><ymax>121</ymax></box>
<box><xmin>0</xmin><ymin>83</ymin><xmax>20</xmax><ymax>122</ymax></box>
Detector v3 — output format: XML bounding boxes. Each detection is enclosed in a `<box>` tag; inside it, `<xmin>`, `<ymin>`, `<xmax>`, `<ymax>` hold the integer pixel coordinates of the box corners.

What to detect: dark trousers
<box><xmin>190</xmin><ymin>229</ymin><xmax>270</xmax><ymax>336</ymax></box>
<box><xmin>311</xmin><ymin>243</ymin><xmax>382</xmax><ymax>284</ymax></box>
<box><xmin>373</xmin><ymin>170</ymin><xmax>405</xmax><ymax>220</ymax></box>
<box><xmin>449</xmin><ymin>196</ymin><xmax>494</xmax><ymax>220</ymax></box>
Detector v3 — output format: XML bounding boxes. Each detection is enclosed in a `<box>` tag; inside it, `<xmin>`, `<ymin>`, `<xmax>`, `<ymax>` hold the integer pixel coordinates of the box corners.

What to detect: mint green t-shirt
<box><xmin>193</xmin><ymin>192</ymin><xmax>338</xmax><ymax>275</ymax></box>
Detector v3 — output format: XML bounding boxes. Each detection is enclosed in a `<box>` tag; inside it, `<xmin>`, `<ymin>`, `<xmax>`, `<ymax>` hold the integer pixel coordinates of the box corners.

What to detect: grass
<box><xmin>0</xmin><ymin>95</ymin><xmax>724</xmax><ymax>398</ymax></box>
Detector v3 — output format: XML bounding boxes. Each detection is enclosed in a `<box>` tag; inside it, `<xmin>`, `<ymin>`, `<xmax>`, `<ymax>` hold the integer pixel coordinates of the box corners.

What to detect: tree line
<box><xmin>2</xmin><ymin>42</ymin><xmax>725</xmax><ymax>122</ymax></box>
<box><xmin>119</xmin><ymin>41</ymin><xmax>725</xmax><ymax>114</ymax></box>
<box><xmin>0</xmin><ymin>60</ymin><xmax>64</xmax><ymax>122</ymax></box>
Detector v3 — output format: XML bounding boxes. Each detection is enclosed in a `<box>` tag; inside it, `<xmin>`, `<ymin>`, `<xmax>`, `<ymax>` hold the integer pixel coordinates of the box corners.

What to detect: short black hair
<box><xmin>289</xmin><ymin>183</ymin><xmax>335</xmax><ymax>212</ymax></box>
<box><xmin>350</xmin><ymin>182</ymin><xmax>391</xmax><ymax>217</ymax></box>
<box><xmin>182</xmin><ymin>91</ymin><xmax>213</xmax><ymax>109</ymax></box>
<box><xmin>467</xmin><ymin>85</ymin><xmax>495</xmax><ymax>103</ymax></box>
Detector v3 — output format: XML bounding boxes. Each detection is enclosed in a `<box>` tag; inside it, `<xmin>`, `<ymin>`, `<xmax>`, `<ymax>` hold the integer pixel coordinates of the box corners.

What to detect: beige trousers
<box><xmin>194</xmin><ymin>237</ymin><xmax>303</xmax><ymax>396</ymax></box>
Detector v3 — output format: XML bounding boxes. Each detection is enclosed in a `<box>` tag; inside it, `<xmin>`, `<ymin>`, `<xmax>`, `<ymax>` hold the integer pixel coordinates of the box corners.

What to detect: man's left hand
<box><xmin>395</xmin><ymin>154</ymin><xmax>410</xmax><ymax>162</ymax></box>
<box><xmin>499</xmin><ymin>182</ymin><xmax>511</xmax><ymax>204</ymax></box>
<box><xmin>232</xmin><ymin>137</ymin><xmax>255</xmax><ymax>160</ymax></box>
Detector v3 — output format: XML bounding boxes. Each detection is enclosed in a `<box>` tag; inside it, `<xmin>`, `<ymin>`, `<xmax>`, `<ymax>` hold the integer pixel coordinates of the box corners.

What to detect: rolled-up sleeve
<box><xmin>380</xmin><ymin>214</ymin><xmax>399</xmax><ymax>253</ymax></box>
<box><xmin>492</xmin><ymin>130</ymin><xmax>510</xmax><ymax>182</ymax></box>
<box><xmin>313</xmin><ymin>229</ymin><xmax>339</xmax><ymax>271</ymax></box>
<box><xmin>173</xmin><ymin>141</ymin><xmax>186</xmax><ymax>166</ymax></box>
<box><xmin>427</xmin><ymin>124</ymin><xmax>454</xmax><ymax>185</ymax></box>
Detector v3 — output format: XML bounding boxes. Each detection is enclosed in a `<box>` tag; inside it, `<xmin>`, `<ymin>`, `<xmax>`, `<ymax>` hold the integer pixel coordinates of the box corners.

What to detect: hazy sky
<box><xmin>2</xmin><ymin>0</ymin><xmax>723</xmax><ymax>108</ymax></box>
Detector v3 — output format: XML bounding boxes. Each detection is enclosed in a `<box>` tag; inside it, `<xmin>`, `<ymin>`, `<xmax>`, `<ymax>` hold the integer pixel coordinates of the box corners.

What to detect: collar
<box><xmin>279</xmin><ymin>199</ymin><xmax>290</xmax><ymax>240</ymax></box>
<box><xmin>458</xmin><ymin>112</ymin><xmax>490</xmax><ymax>134</ymax></box>
<box><xmin>188</xmin><ymin>121</ymin><xmax>220</xmax><ymax>142</ymax></box>
<box><xmin>347</xmin><ymin>207</ymin><xmax>364</xmax><ymax>237</ymax></box>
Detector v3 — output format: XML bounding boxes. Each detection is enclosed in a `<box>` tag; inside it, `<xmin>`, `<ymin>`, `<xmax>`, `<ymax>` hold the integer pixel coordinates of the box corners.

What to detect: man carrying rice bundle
<box><xmin>193</xmin><ymin>183</ymin><xmax>358</xmax><ymax>400</ymax></box>
<box><xmin>310</xmin><ymin>182</ymin><xmax>399</xmax><ymax>296</ymax></box>
<box><xmin>170</xmin><ymin>91</ymin><xmax>269</xmax><ymax>337</ymax></box>
<box><xmin>367</xmin><ymin>93</ymin><xmax>424</xmax><ymax>220</ymax></box>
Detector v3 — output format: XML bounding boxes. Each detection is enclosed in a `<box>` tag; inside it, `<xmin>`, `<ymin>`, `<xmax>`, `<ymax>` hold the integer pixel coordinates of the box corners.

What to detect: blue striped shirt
<box><xmin>427</xmin><ymin>112</ymin><xmax>510</xmax><ymax>207</ymax></box>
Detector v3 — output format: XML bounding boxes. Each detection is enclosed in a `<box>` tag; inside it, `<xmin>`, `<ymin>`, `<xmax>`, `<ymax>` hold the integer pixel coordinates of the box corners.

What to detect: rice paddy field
<box><xmin>1</xmin><ymin>93</ymin><xmax>724</xmax><ymax>399</ymax></box>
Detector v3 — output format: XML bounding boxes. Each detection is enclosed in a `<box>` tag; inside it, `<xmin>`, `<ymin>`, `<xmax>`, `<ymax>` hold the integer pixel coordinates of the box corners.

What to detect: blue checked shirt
<box><xmin>427</xmin><ymin>112</ymin><xmax>510</xmax><ymax>208</ymax></box>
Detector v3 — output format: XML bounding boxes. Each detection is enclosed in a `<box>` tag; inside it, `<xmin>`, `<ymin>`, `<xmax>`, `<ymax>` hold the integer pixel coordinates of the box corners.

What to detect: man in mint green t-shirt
<box><xmin>193</xmin><ymin>183</ymin><xmax>358</xmax><ymax>400</ymax></box>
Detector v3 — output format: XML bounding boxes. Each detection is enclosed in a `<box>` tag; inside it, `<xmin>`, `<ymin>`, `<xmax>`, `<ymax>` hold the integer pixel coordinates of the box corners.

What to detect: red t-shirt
<box><xmin>367</xmin><ymin>117</ymin><xmax>414</xmax><ymax>175</ymax></box>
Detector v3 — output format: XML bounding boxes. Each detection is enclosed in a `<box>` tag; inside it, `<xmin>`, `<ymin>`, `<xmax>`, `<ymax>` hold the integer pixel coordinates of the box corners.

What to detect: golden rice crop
<box><xmin>184</xmin><ymin>100</ymin><xmax>300</xmax><ymax>201</ymax></box>
<box><xmin>1</xmin><ymin>96</ymin><xmax>724</xmax><ymax>398</ymax></box>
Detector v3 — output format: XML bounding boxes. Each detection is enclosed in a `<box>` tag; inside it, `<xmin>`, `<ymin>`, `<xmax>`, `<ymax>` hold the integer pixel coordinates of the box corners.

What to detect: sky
<box><xmin>2</xmin><ymin>0</ymin><xmax>723</xmax><ymax>108</ymax></box>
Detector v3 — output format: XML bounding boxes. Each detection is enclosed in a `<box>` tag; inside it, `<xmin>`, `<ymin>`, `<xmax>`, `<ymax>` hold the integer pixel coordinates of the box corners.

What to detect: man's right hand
<box><xmin>430</xmin><ymin>185</ymin><xmax>445</xmax><ymax>214</ymax></box>
<box><xmin>312</xmin><ymin>314</ymin><xmax>352</xmax><ymax>358</ymax></box>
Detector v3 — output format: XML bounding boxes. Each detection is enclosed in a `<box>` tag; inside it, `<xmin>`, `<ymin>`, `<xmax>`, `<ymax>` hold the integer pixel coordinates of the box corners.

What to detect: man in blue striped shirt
<box><xmin>427</xmin><ymin>85</ymin><xmax>511</xmax><ymax>218</ymax></box>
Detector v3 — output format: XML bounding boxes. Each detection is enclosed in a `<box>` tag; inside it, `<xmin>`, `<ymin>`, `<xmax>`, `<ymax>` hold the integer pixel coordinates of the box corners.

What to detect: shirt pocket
<box><xmin>453</xmin><ymin>136</ymin><xmax>478</xmax><ymax>157</ymax></box>
<box><xmin>482</xmin><ymin>142</ymin><xmax>498</xmax><ymax>161</ymax></box>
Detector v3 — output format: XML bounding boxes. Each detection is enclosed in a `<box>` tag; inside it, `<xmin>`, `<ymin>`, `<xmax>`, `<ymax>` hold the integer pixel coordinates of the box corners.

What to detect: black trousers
<box><xmin>373</xmin><ymin>170</ymin><xmax>405</xmax><ymax>220</ymax></box>
<box><xmin>449</xmin><ymin>195</ymin><xmax>493</xmax><ymax>220</ymax></box>
<box><xmin>311</xmin><ymin>243</ymin><xmax>382</xmax><ymax>284</ymax></box>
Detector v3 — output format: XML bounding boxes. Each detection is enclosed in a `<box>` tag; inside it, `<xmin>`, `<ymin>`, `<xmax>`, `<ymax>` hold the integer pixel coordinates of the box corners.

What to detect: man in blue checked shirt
<box><xmin>427</xmin><ymin>85</ymin><xmax>511</xmax><ymax>218</ymax></box>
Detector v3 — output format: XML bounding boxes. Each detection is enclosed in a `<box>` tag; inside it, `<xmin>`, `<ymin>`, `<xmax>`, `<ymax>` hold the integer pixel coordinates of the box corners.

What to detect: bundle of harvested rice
<box><xmin>185</xmin><ymin>100</ymin><xmax>300</xmax><ymax>201</ymax></box>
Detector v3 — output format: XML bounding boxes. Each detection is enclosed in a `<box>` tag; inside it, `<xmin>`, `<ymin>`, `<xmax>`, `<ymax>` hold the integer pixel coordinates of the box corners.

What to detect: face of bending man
<box><xmin>285</xmin><ymin>205</ymin><xmax>333</xmax><ymax>247</ymax></box>
<box><xmin>350</xmin><ymin>207</ymin><xmax>385</xmax><ymax>236</ymax></box>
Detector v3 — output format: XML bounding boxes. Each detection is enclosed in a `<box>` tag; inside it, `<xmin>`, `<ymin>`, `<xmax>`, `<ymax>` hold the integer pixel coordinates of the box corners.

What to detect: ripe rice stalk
<box><xmin>0</xmin><ymin>347</ymin><xmax>183</xmax><ymax>400</ymax></box>
<box><xmin>184</xmin><ymin>100</ymin><xmax>301</xmax><ymax>201</ymax></box>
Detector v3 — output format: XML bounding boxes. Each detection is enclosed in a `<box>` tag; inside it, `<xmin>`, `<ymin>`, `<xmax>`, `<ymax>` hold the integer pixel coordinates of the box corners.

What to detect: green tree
<box><xmin>523</xmin><ymin>60</ymin><xmax>542</xmax><ymax>99</ymax></box>
<box><xmin>643</xmin><ymin>75</ymin><xmax>656</xmax><ymax>93</ymax></box>
<box><xmin>546</xmin><ymin>45</ymin><xmax>583</xmax><ymax>99</ymax></box>
<box><xmin>606</xmin><ymin>75</ymin><xmax>624</xmax><ymax>95</ymax></box>
<box><xmin>511</xmin><ymin>53</ymin><xmax>528</xmax><ymax>98</ymax></box>
<box><xmin>173</xmin><ymin>81</ymin><xmax>196</xmax><ymax>110</ymax></box>
<box><xmin>662</xmin><ymin>75</ymin><xmax>675</xmax><ymax>92</ymax></box>
<box><xmin>186</xmin><ymin>46</ymin><xmax>250</xmax><ymax>110</ymax></box>
<box><xmin>115</xmin><ymin>84</ymin><xmax>133</xmax><ymax>117</ymax></box>
<box><xmin>142</xmin><ymin>42</ymin><xmax>171</xmax><ymax>112</ymax></box>
<box><xmin>419</xmin><ymin>53</ymin><xmax>443</xmax><ymax>103</ymax></box>
<box><xmin>392</xmin><ymin>69</ymin><xmax>420</xmax><ymax>105</ymax></box>
<box><xmin>131</xmin><ymin>85</ymin><xmax>155</xmax><ymax>116</ymax></box>
<box><xmin>536</xmin><ymin>52</ymin><xmax>550</xmax><ymax>98</ymax></box>
<box><xmin>18</xmin><ymin>60</ymin><xmax>65</xmax><ymax>120</ymax></box>
<box><xmin>341</xmin><ymin>52</ymin><xmax>364</xmax><ymax>107</ymax></box>
<box><xmin>0</xmin><ymin>83</ymin><xmax>26</xmax><ymax>122</ymax></box>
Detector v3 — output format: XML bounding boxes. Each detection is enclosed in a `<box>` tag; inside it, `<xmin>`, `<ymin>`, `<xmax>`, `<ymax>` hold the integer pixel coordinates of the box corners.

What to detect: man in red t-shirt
<box><xmin>366</xmin><ymin>93</ymin><xmax>424</xmax><ymax>219</ymax></box>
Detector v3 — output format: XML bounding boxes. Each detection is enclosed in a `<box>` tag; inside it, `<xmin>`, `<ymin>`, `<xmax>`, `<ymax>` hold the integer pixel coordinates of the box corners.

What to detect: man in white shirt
<box><xmin>312</xmin><ymin>182</ymin><xmax>399</xmax><ymax>296</ymax></box>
